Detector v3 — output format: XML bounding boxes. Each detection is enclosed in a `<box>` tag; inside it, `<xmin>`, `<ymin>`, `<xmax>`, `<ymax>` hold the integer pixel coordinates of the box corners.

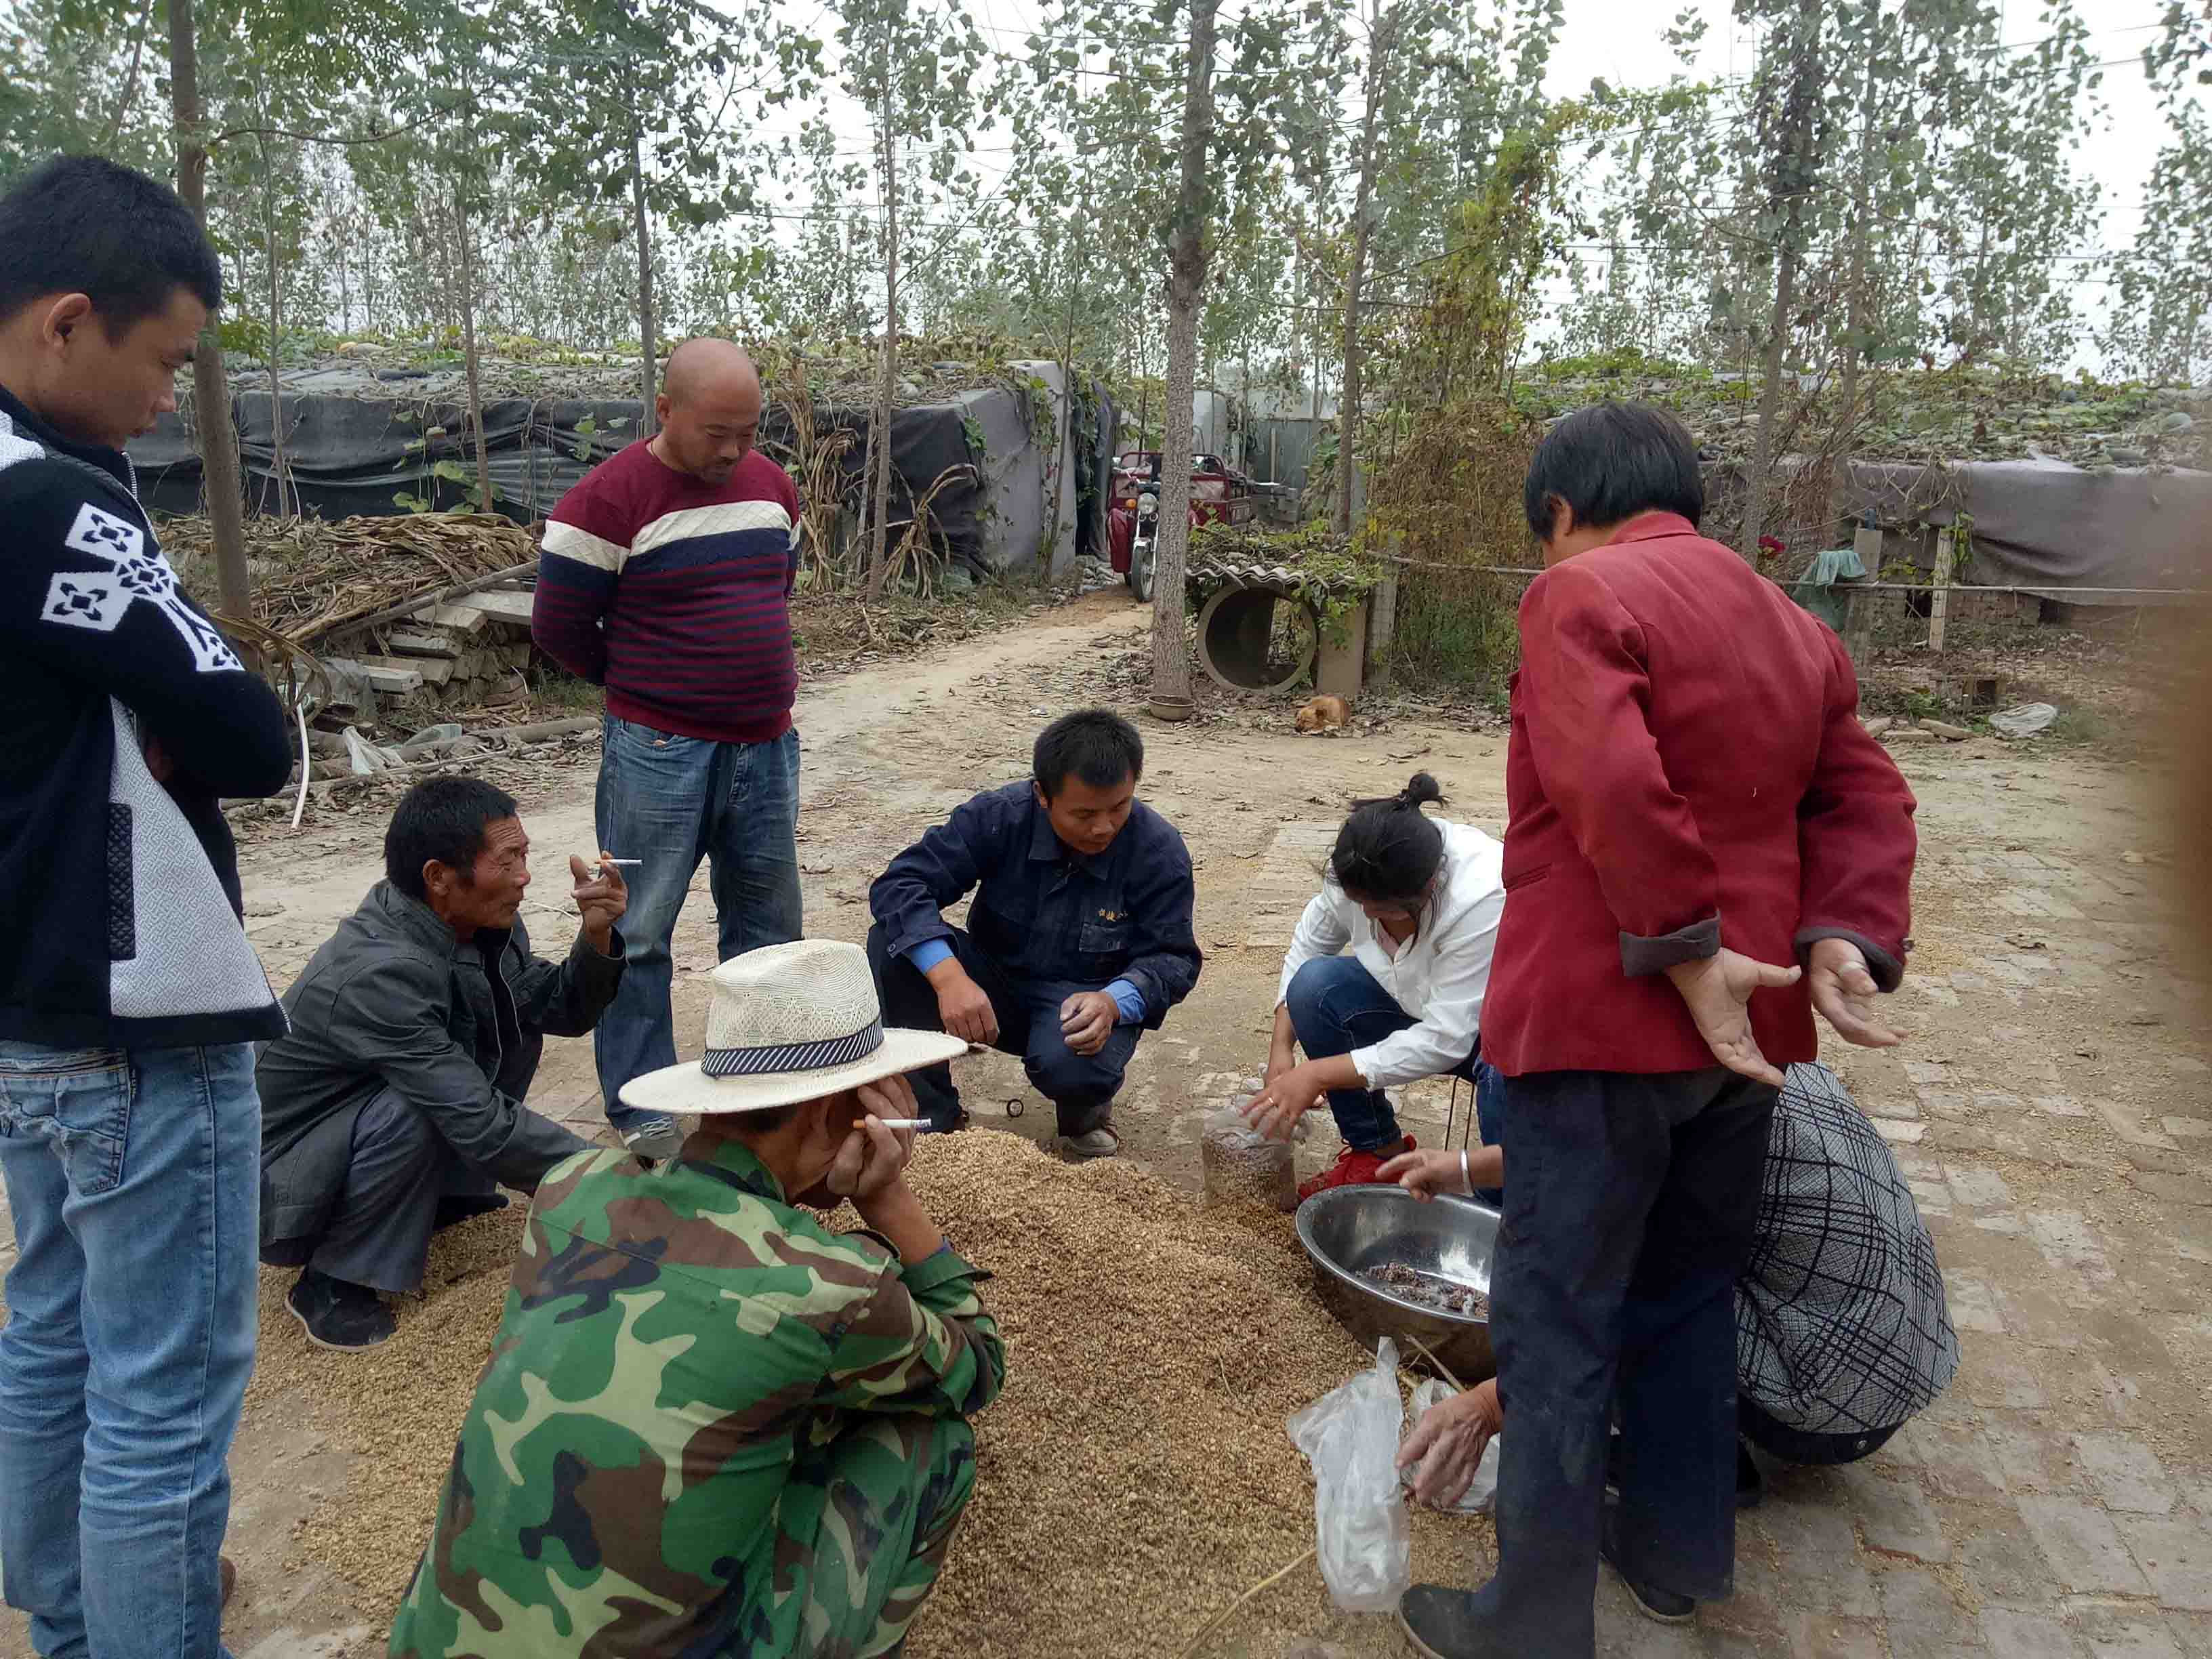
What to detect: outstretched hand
<box><xmin>569</xmin><ymin>854</ymin><xmax>629</xmax><ymax>951</ymax></box>
<box><xmin>1397</xmin><ymin>1378</ymin><xmax>1504</xmax><ymax>1509</ymax></box>
<box><xmin>1664</xmin><ymin>948</ymin><xmax>1801</xmax><ymax>1088</ymax></box>
<box><xmin>1808</xmin><ymin>937</ymin><xmax>1903</xmax><ymax>1048</ymax></box>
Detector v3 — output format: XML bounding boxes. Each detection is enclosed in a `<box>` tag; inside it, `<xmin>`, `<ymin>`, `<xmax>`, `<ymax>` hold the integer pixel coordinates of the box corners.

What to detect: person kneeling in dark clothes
<box><xmin>1387</xmin><ymin>1061</ymin><xmax>1959</xmax><ymax>1549</ymax></box>
<box><xmin>255</xmin><ymin>777</ymin><xmax>628</xmax><ymax>1351</ymax></box>
<box><xmin>866</xmin><ymin>709</ymin><xmax>1201</xmax><ymax>1159</ymax></box>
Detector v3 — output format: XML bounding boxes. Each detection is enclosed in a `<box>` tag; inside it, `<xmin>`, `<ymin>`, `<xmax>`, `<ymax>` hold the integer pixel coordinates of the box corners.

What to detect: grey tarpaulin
<box><xmin>1839</xmin><ymin>459</ymin><xmax>2212</xmax><ymax>602</ymax></box>
<box><xmin>127</xmin><ymin>380</ymin><xmax>1102</xmax><ymax>580</ymax></box>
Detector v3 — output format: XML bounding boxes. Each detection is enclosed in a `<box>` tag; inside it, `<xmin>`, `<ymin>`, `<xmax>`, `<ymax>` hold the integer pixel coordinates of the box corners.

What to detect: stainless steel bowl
<box><xmin>1295</xmin><ymin>1185</ymin><xmax>1500</xmax><ymax>1382</ymax></box>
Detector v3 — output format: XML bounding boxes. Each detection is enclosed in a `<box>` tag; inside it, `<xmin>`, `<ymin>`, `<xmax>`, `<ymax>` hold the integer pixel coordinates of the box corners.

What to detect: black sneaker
<box><xmin>1600</xmin><ymin>1500</ymin><xmax>1697</xmax><ymax>1624</ymax></box>
<box><xmin>285</xmin><ymin>1269</ymin><xmax>396</xmax><ymax>1352</ymax></box>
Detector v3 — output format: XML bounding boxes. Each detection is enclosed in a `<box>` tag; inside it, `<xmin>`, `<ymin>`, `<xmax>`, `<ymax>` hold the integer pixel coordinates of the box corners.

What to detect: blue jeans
<box><xmin>0</xmin><ymin>1041</ymin><xmax>261</xmax><ymax>1659</ymax></box>
<box><xmin>1282</xmin><ymin>956</ymin><xmax>1479</xmax><ymax>1151</ymax></box>
<box><xmin>594</xmin><ymin>717</ymin><xmax>802</xmax><ymax>1128</ymax></box>
<box><xmin>1474</xmin><ymin>1067</ymin><xmax>1776</xmax><ymax>1655</ymax></box>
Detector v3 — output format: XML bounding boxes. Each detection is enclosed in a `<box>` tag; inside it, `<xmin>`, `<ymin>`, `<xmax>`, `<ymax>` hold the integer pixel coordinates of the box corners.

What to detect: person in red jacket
<box><xmin>1397</xmin><ymin>403</ymin><xmax>1917</xmax><ymax>1659</ymax></box>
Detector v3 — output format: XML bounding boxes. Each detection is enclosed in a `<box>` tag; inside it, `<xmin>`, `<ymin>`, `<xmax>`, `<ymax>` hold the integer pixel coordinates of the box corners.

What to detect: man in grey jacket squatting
<box><xmin>256</xmin><ymin>777</ymin><xmax>629</xmax><ymax>1351</ymax></box>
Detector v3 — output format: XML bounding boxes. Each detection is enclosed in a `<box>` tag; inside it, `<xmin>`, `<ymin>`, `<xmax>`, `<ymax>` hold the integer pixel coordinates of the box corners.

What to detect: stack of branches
<box><xmin>159</xmin><ymin>512</ymin><xmax>540</xmax><ymax>644</ymax></box>
<box><xmin>874</xmin><ymin>463</ymin><xmax>979</xmax><ymax>602</ymax></box>
<box><xmin>757</xmin><ymin>350</ymin><xmax>857</xmax><ymax>591</ymax></box>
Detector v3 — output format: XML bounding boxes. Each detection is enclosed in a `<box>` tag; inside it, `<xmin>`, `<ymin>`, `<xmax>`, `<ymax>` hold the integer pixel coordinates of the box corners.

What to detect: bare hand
<box><xmin>1808</xmin><ymin>937</ymin><xmax>1903</xmax><ymax>1048</ymax></box>
<box><xmin>1243</xmin><ymin>1061</ymin><xmax>1327</xmax><ymax>1142</ymax></box>
<box><xmin>928</xmin><ymin>961</ymin><xmax>999</xmax><ymax>1046</ymax></box>
<box><xmin>1664</xmin><ymin>948</ymin><xmax>1801</xmax><ymax>1088</ymax></box>
<box><xmin>1059</xmin><ymin>991</ymin><xmax>1118</xmax><ymax>1057</ymax></box>
<box><xmin>1378</xmin><ymin>1147</ymin><xmax>1473</xmax><ymax>1202</ymax></box>
<box><xmin>142</xmin><ymin>733</ymin><xmax>176</xmax><ymax>784</ymax></box>
<box><xmin>569</xmin><ymin>854</ymin><xmax>629</xmax><ymax>949</ymax></box>
<box><xmin>825</xmin><ymin>1081</ymin><xmax>919</xmax><ymax>1202</ymax></box>
<box><xmin>1263</xmin><ymin>1042</ymin><xmax>1297</xmax><ymax>1089</ymax></box>
<box><xmin>1397</xmin><ymin>1378</ymin><xmax>1504</xmax><ymax>1508</ymax></box>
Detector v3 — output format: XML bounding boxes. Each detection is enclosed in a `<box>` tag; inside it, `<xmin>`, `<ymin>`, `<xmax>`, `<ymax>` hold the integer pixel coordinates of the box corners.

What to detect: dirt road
<box><xmin>5</xmin><ymin>589</ymin><xmax>2208</xmax><ymax>1659</ymax></box>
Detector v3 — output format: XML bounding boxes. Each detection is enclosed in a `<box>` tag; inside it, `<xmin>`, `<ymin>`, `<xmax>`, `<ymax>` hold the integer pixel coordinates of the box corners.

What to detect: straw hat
<box><xmin>620</xmin><ymin>939</ymin><xmax>967</xmax><ymax>1115</ymax></box>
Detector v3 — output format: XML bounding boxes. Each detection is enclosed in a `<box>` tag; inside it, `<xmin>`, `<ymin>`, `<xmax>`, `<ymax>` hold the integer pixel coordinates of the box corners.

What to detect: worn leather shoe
<box><xmin>1600</xmin><ymin>1500</ymin><xmax>1697</xmax><ymax>1624</ymax></box>
<box><xmin>1397</xmin><ymin>1582</ymin><xmax>1511</xmax><ymax>1659</ymax></box>
<box><xmin>1063</xmin><ymin>1127</ymin><xmax>1119</xmax><ymax>1160</ymax></box>
<box><xmin>286</xmin><ymin>1269</ymin><xmax>396</xmax><ymax>1352</ymax></box>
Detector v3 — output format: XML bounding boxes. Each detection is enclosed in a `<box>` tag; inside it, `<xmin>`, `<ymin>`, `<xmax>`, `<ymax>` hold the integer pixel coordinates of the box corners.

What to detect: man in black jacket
<box><xmin>0</xmin><ymin>157</ymin><xmax>292</xmax><ymax>1659</ymax></box>
<box><xmin>257</xmin><ymin>777</ymin><xmax>630</xmax><ymax>1350</ymax></box>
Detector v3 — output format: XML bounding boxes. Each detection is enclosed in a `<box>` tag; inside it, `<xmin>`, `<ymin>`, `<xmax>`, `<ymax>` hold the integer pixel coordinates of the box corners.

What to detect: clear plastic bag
<box><xmin>1286</xmin><ymin>1338</ymin><xmax>1412</xmax><ymax>1612</ymax></box>
<box><xmin>1404</xmin><ymin>1378</ymin><xmax>1499</xmax><ymax>1515</ymax></box>
<box><xmin>1200</xmin><ymin>1104</ymin><xmax>1297</xmax><ymax>1212</ymax></box>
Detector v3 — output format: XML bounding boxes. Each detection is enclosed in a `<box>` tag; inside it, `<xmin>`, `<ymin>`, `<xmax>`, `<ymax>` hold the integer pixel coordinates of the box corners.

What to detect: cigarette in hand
<box><xmin>593</xmin><ymin>857</ymin><xmax>642</xmax><ymax>867</ymax></box>
<box><xmin>867</xmin><ymin>1118</ymin><xmax>941</xmax><ymax>1132</ymax></box>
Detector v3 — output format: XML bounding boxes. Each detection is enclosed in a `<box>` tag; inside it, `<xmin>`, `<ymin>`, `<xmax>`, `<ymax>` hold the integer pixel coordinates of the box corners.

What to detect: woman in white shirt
<box><xmin>1244</xmin><ymin>773</ymin><xmax>1506</xmax><ymax>1199</ymax></box>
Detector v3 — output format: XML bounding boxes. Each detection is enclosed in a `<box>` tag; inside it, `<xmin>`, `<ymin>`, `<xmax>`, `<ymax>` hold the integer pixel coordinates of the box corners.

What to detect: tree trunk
<box><xmin>1837</xmin><ymin>0</ymin><xmax>1880</xmax><ymax>432</ymax></box>
<box><xmin>1828</xmin><ymin>0</ymin><xmax>1880</xmax><ymax>539</ymax></box>
<box><xmin>261</xmin><ymin>153</ymin><xmax>289</xmax><ymax>518</ymax></box>
<box><xmin>1335</xmin><ymin>1</ymin><xmax>1397</xmax><ymax>535</ymax></box>
<box><xmin>455</xmin><ymin>187</ymin><xmax>492</xmax><ymax>512</ymax></box>
<box><xmin>1741</xmin><ymin>0</ymin><xmax>1824</xmax><ymax>563</ymax></box>
<box><xmin>865</xmin><ymin>58</ymin><xmax>900</xmax><ymax>601</ymax></box>
<box><xmin>1150</xmin><ymin>0</ymin><xmax>1221</xmax><ymax>706</ymax></box>
<box><xmin>626</xmin><ymin>67</ymin><xmax>658</xmax><ymax>439</ymax></box>
<box><xmin>167</xmin><ymin>0</ymin><xmax>251</xmax><ymax>629</ymax></box>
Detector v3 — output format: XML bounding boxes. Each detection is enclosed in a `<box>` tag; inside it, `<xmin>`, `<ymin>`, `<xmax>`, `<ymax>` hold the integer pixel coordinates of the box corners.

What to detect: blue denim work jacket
<box><xmin>869</xmin><ymin>781</ymin><xmax>1202</xmax><ymax>1027</ymax></box>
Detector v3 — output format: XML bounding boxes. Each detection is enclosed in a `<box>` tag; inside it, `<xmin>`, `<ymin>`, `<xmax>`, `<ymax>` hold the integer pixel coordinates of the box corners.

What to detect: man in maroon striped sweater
<box><xmin>533</xmin><ymin>338</ymin><xmax>804</xmax><ymax>1161</ymax></box>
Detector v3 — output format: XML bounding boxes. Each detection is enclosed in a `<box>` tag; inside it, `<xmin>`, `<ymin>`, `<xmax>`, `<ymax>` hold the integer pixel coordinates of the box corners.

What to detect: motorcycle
<box><xmin>1126</xmin><ymin>485</ymin><xmax>1160</xmax><ymax>602</ymax></box>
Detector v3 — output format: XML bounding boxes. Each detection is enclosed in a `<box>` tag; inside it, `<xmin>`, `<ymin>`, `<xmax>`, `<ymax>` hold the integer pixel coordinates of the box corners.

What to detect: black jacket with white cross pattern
<box><xmin>0</xmin><ymin>382</ymin><xmax>293</xmax><ymax>1049</ymax></box>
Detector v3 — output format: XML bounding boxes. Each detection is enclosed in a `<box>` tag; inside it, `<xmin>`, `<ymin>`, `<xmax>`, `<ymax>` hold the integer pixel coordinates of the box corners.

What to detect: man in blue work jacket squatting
<box><xmin>867</xmin><ymin>708</ymin><xmax>1202</xmax><ymax>1158</ymax></box>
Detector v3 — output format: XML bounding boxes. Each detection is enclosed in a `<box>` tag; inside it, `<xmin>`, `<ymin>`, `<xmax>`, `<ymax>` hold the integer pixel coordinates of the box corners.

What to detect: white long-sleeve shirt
<box><xmin>1275</xmin><ymin>819</ymin><xmax>1506</xmax><ymax>1090</ymax></box>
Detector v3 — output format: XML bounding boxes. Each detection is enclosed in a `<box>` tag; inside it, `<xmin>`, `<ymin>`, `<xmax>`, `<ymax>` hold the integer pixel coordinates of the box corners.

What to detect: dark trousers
<box><xmin>1282</xmin><ymin>956</ymin><xmax>1480</xmax><ymax>1151</ymax></box>
<box><xmin>867</xmin><ymin>925</ymin><xmax>1138</xmax><ymax>1139</ymax></box>
<box><xmin>1738</xmin><ymin>1397</ymin><xmax>1900</xmax><ymax>1466</ymax></box>
<box><xmin>1478</xmin><ymin>1067</ymin><xmax>1776</xmax><ymax>1657</ymax></box>
<box><xmin>260</xmin><ymin>1090</ymin><xmax>500</xmax><ymax>1295</ymax></box>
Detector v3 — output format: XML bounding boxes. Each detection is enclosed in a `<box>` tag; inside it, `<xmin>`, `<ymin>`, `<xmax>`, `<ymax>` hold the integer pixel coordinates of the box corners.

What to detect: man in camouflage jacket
<box><xmin>389</xmin><ymin>945</ymin><xmax>1002</xmax><ymax>1659</ymax></box>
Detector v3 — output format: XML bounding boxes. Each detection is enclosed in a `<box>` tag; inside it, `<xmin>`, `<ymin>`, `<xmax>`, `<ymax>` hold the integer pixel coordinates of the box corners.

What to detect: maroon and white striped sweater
<box><xmin>532</xmin><ymin>442</ymin><xmax>802</xmax><ymax>744</ymax></box>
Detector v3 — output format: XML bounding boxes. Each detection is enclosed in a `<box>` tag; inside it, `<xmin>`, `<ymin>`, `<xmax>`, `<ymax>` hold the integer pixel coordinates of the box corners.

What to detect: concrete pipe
<box><xmin>1195</xmin><ymin>582</ymin><xmax>1317</xmax><ymax>695</ymax></box>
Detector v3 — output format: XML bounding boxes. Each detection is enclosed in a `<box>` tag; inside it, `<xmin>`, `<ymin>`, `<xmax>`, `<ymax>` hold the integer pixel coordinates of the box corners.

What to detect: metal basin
<box><xmin>1296</xmin><ymin>1185</ymin><xmax>1500</xmax><ymax>1382</ymax></box>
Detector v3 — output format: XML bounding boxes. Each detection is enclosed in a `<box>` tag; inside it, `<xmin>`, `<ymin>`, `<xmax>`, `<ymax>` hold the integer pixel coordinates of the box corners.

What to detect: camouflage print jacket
<box><xmin>388</xmin><ymin>1139</ymin><xmax>1004</xmax><ymax>1659</ymax></box>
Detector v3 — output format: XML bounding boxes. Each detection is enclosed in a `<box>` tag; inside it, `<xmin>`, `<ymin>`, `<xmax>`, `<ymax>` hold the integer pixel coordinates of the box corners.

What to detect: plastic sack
<box><xmin>1404</xmin><ymin>1379</ymin><xmax>1499</xmax><ymax>1515</ymax></box>
<box><xmin>342</xmin><ymin>726</ymin><xmax>403</xmax><ymax>775</ymax></box>
<box><xmin>1989</xmin><ymin>701</ymin><xmax>2058</xmax><ymax>738</ymax></box>
<box><xmin>1286</xmin><ymin>1337</ymin><xmax>1412</xmax><ymax>1612</ymax></box>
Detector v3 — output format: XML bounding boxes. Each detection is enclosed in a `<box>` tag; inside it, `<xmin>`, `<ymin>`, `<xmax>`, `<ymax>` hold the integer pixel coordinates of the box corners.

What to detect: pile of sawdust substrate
<box><xmin>247</xmin><ymin>1131</ymin><xmax>1498</xmax><ymax>1656</ymax></box>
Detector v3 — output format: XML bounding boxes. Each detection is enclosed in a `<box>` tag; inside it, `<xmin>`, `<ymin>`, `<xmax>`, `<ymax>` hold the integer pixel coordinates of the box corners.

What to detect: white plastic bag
<box><xmin>342</xmin><ymin>726</ymin><xmax>403</xmax><ymax>775</ymax></box>
<box><xmin>1404</xmin><ymin>1379</ymin><xmax>1499</xmax><ymax>1515</ymax></box>
<box><xmin>1989</xmin><ymin>701</ymin><xmax>2058</xmax><ymax>738</ymax></box>
<box><xmin>1286</xmin><ymin>1338</ymin><xmax>1412</xmax><ymax>1612</ymax></box>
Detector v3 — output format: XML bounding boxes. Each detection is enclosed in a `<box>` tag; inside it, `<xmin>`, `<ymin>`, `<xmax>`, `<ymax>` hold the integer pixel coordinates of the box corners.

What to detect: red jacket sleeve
<box><xmin>1795</xmin><ymin>628</ymin><xmax>1918</xmax><ymax>987</ymax></box>
<box><xmin>1518</xmin><ymin>562</ymin><xmax>1722</xmax><ymax>971</ymax></box>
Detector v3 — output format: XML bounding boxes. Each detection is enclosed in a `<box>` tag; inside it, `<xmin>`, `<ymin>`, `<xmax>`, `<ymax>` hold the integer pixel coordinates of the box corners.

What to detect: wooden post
<box><xmin>1929</xmin><ymin>525</ymin><xmax>1957</xmax><ymax>651</ymax></box>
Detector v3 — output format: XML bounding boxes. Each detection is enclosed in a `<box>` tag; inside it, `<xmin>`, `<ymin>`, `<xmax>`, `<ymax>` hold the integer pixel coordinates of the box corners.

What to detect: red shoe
<box><xmin>1298</xmin><ymin>1135</ymin><xmax>1415</xmax><ymax>1202</ymax></box>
